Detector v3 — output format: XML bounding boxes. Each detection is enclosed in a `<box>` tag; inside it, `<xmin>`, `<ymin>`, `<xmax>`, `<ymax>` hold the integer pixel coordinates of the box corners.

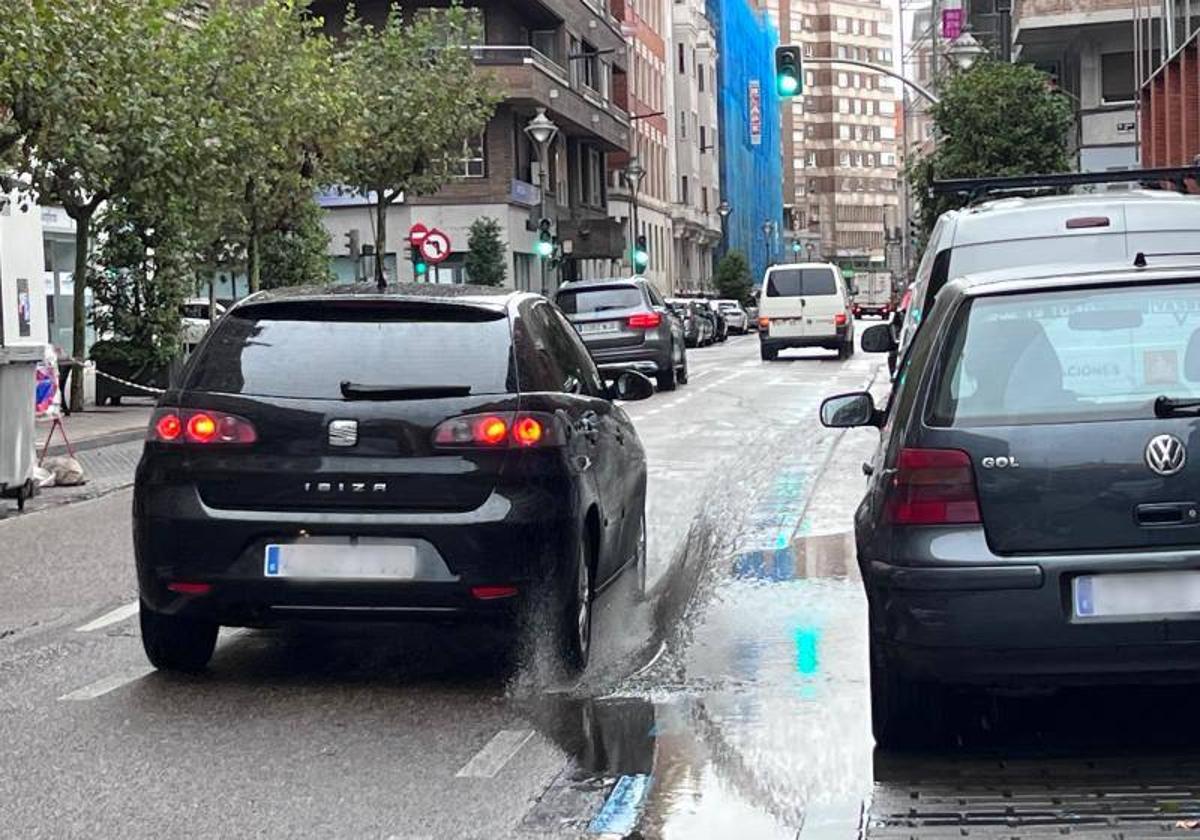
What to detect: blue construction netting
<box><xmin>707</xmin><ymin>0</ymin><xmax>784</xmax><ymax>287</ymax></box>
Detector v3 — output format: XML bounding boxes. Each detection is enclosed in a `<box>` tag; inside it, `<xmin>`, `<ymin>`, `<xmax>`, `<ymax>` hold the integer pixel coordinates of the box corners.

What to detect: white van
<box><xmin>757</xmin><ymin>262</ymin><xmax>855</xmax><ymax>361</ymax></box>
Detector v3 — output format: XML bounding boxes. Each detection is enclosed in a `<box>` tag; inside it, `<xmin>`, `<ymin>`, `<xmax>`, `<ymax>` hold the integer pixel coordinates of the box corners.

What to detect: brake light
<box><xmin>433</xmin><ymin>412</ymin><xmax>560</xmax><ymax>448</ymax></box>
<box><xmin>628</xmin><ymin>312</ymin><xmax>662</xmax><ymax>329</ymax></box>
<box><xmin>888</xmin><ymin>448</ymin><xmax>981</xmax><ymax>525</ymax></box>
<box><xmin>471</xmin><ymin>585</ymin><xmax>519</xmax><ymax>600</ymax></box>
<box><xmin>1065</xmin><ymin>216</ymin><xmax>1110</xmax><ymax>229</ymax></box>
<box><xmin>834</xmin><ymin>313</ymin><xmax>848</xmax><ymax>327</ymax></box>
<box><xmin>167</xmin><ymin>582</ymin><xmax>212</xmax><ymax>596</ymax></box>
<box><xmin>758</xmin><ymin>316</ymin><xmax>770</xmax><ymax>329</ymax></box>
<box><xmin>149</xmin><ymin>409</ymin><xmax>257</xmax><ymax>444</ymax></box>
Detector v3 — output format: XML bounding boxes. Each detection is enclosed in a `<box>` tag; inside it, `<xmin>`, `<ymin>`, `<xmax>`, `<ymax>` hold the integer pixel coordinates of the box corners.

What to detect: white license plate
<box><xmin>579</xmin><ymin>321</ymin><xmax>619</xmax><ymax>334</ymax></box>
<box><xmin>1073</xmin><ymin>570</ymin><xmax>1200</xmax><ymax>620</ymax></box>
<box><xmin>264</xmin><ymin>542</ymin><xmax>417</xmax><ymax>580</ymax></box>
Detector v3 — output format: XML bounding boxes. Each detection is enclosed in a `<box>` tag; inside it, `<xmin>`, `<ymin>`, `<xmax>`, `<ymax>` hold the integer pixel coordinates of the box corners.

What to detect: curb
<box><xmin>43</xmin><ymin>426</ymin><xmax>147</xmax><ymax>458</ymax></box>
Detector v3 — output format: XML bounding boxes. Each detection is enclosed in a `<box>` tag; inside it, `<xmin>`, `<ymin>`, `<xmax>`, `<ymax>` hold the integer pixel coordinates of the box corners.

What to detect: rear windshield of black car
<box><xmin>929</xmin><ymin>281</ymin><xmax>1200</xmax><ymax>427</ymax></box>
<box><xmin>766</xmin><ymin>269</ymin><xmax>837</xmax><ymax>297</ymax></box>
<box><xmin>557</xmin><ymin>285</ymin><xmax>644</xmax><ymax>315</ymax></box>
<box><xmin>186</xmin><ymin>302</ymin><xmax>516</xmax><ymax>399</ymax></box>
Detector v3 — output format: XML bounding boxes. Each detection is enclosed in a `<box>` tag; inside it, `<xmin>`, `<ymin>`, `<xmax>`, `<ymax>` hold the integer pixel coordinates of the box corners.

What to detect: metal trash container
<box><xmin>0</xmin><ymin>344</ymin><xmax>43</xmax><ymax>511</ymax></box>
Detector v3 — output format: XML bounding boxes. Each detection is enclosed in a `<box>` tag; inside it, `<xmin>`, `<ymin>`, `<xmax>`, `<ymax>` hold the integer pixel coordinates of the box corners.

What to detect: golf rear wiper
<box><xmin>340</xmin><ymin>382</ymin><xmax>471</xmax><ymax>400</ymax></box>
<box><xmin>1155</xmin><ymin>395</ymin><xmax>1200</xmax><ymax>417</ymax></box>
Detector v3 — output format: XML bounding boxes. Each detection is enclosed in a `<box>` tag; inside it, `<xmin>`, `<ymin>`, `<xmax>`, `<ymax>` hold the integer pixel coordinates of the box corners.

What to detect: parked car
<box><xmin>693</xmin><ymin>302</ymin><xmax>719</xmax><ymax>344</ymax></box>
<box><xmin>555</xmin><ymin>278</ymin><xmax>688</xmax><ymax>392</ymax></box>
<box><xmin>698</xmin><ymin>299</ymin><xmax>728</xmax><ymax>342</ymax></box>
<box><xmin>897</xmin><ymin>185</ymin><xmax>1200</xmax><ymax>365</ymax></box>
<box><xmin>746</xmin><ymin>305</ymin><xmax>760</xmax><ymax>330</ymax></box>
<box><xmin>668</xmin><ymin>298</ymin><xmax>713</xmax><ymax>347</ymax></box>
<box><xmin>822</xmin><ymin>257</ymin><xmax>1200</xmax><ymax>748</ymax></box>
<box><xmin>134</xmin><ymin>284</ymin><xmax>655</xmax><ymax>675</ymax></box>
<box><xmin>717</xmin><ymin>299</ymin><xmax>750</xmax><ymax>334</ymax></box>
<box><xmin>757</xmin><ymin>262</ymin><xmax>855</xmax><ymax>361</ymax></box>
<box><xmin>180</xmin><ymin>298</ymin><xmax>226</xmax><ymax>347</ymax></box>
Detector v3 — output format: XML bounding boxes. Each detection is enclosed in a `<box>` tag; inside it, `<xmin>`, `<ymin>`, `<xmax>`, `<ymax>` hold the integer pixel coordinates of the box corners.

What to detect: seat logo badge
<box><xmin>329</xmin><ymin>420</ymin><xmax>358</xmax><ymax>447</ymax></box>
<box><xmin>980</xmin><ymin>456</ymin><xmax>1020</xmax><ymax>469</ymax></box>
<box><xmin>1146</xmin><ymin>434</ymin><xmax>1187</xmax><ymax>476</ymax></box>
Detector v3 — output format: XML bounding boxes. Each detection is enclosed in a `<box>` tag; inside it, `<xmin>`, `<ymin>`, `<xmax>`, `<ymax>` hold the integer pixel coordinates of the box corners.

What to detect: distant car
<box><xmin>556</xmin><ymin>278</ymin><xmax>689</xmax><ymax>392</ymax></box>
<box><xmin>693</xmin><ymin>303</ymin><xmax>719</xmax><ymax>344</ymax></box>
<box><xmin>668</xmin><ymin>298</ymin><xmax>713</xmax><ymax>347</ymax></box>
<box><xmin>134</xmin><ymin>284</ymin><xmax>655</xmax><ymax>676</ymax></box>
<box><xmin>180</xmin><ymin>298</ymin><xmax>226</xmax><ymax>347</ymax></box>
<box><xmin>746</xmin><ymin>305</ymin><xmax>760</xmax><ymax>329</ymax></box>
<box><xmin>717</xmin><ymin>299</ymin><xmax>750</xmax><ymax>334</ymax></box>
<box><xmin>758</xmin><ymin>262</ymin><xmax>855</xmax><ymax>360</ymax></box>
<box><xmin>823</xmin><ymin>258</ymin><xmax>1200</xmax><ymax>748</ymax></box>
<box><xmin>697</xmin><ymin>299</ymin><xmax>728</xmax><ymax>342</ymax></box>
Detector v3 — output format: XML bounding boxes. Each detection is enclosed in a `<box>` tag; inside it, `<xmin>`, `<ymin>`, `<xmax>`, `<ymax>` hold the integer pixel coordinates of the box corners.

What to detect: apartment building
<box><xmin>1141</xmin><ymin>7</ymin><xmax>1200</xmax><ymax>171</ymax></box>
<box><xmin>311</xmin><ymin>0</ymin><xmax>631</xmax><ymax>290</ymax></box>
<box><xmin>755</xmin><ymin>0</ymin><xmax>900</xmax><ymax>264</ymax></box>
<box><xmin>671</xmin><ymin>0</ymin><xmax>723</xmax><ymax>290</ymax></box>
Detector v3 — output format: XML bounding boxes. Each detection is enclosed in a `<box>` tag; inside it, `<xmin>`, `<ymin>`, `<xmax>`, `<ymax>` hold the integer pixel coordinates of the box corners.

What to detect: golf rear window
<box><xmin>556</xmin><ymin>286</ymin><xmax>644</xmax><ymax>315</ymax></box>
<box><xmin>186</xmin><ymin>302</ymin><xmax>516</xmax><ymax>399</ymax></box>
<box><xmin>929</xmin><ymin>281</ymin><xmax>1200</xmax><ymax>427</ymax></box>
<box><xmin>766</xmin><ymin>269</ymin><xmax>837</xmax><ymax>297</ymax></box>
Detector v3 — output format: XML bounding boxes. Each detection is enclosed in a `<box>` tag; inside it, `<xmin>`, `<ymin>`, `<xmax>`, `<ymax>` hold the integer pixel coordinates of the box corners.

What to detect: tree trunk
<box><xmin>247</xmin><ymin>183</ymin><xmax>261</xmax><ymax>294</ymax></box>
<box><xmin>69</xmin><ymin>212</ymin><xmax>91</xmax><ymax>413</ymax></box>
<box><xmin>374</xmin><ymin>188</ymin><xmax>388</xmax><ymax>288</ymax></box>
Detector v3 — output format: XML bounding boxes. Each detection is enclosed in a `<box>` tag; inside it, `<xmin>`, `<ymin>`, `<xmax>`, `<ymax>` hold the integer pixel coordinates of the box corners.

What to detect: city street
<box><xmin>5</xmin><ymin>332</ymin><xmax>1200</xmax><ymax>840</ymax></box>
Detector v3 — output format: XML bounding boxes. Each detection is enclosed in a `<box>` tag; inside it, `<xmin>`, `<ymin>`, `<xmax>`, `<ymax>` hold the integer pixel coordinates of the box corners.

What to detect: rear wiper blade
<box><xmin>1154</xmin><ymin>395</ymin><xmax>1200</xmax><ymax>417</ymax></box>
<box><xmin>339</xmin><ymin>382</ymin><xmax>471</xmax><ymax>400</ymax></box>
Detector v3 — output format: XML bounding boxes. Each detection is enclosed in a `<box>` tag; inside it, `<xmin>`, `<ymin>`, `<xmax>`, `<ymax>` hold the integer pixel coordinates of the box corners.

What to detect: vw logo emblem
<box><xmin>1146</xmin><ymin>434</ymin><xmax>1187</xmax><ymax>476</ymax></box>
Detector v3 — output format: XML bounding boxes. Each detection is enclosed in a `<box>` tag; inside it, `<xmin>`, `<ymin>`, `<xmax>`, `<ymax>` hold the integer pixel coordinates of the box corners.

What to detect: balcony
<box><xmin>471</xmin><ymin>46</ymin><xmax>630</xmax><ymax>150</ymax></box>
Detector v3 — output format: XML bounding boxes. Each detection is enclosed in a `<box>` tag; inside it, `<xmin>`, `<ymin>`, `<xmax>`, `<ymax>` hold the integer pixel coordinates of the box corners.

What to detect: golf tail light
<box><xmin>888</xmin><ymin>447</ymin><xmax>981</xmax><ymax>525</ymax></box>
<box><xmin>834</xmin><ymin>313</ymin><xmax>848</xmax><ymax>327</ymax></box>
<box><xmin>628</xmin><ymin>312</ymin><xmax>662</xmax><ymax>329</ymax></box>
<box><xmin>433</xmin><ymin>412</ymin><xmax>560</xmax><ymax>448</ymax></box>
<box><xmin>150</xmin><ymin>409</ymin><xmax>257</xmax><ymax>444</ymax></box>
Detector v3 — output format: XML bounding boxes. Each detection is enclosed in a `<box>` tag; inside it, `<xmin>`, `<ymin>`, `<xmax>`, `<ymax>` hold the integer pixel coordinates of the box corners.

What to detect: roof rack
<box><xmin>930</xmin><ymin>166</ymin><xmax>1200</xmax><ymax>203</ymax></box>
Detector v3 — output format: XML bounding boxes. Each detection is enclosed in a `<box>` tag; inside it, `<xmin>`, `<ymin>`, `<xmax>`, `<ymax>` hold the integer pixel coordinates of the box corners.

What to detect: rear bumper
<box><xmin>589</xmin><ymin>343</ymin><xmax>670</xmax><ymax>375</ymax></box>
<box><xmin>761</xmin><ymin>325</ymin><xmax>848</xmax><ymax>350</ymax></box>
<box><xmin>133</xmin><ymin>482</ymin><xmax>579</xmax><ymax>626</ymax></box>
<box><xmin>867</xmin><ymin>549</ymin><xmax>1200</xmax><ymax>687</ymax></box>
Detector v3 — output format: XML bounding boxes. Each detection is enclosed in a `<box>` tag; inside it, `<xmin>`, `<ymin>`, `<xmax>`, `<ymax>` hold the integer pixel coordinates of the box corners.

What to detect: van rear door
<box><xmin>763</xmin><ymin>266</ymin><xmax>842</xmax><ymax>339</ymax></box>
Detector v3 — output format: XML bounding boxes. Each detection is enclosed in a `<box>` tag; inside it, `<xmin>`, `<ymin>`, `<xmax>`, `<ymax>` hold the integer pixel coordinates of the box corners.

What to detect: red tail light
<box><xmin>834</xmin><ymin>313</ymin><xmax>848</xmax><ymax>327</ymax></box>
<box><xmin>887</xmin><ymin>448</ymin><xmax>981</xmax><ymax>525</ymax></box>
<box><xmin>628</xmin><ymin>312</ymin><xmax>662</xmax><ymax>329</ymax></box>
<box><xmin>150</xmin><ymin>409</ymin><xmax>257</xmax><ymax>444</ymax></box>
<box><xmin>167</xmin><ymin>582</ymin><xmax>212</xmax><ymax>596</ymax></box>
<box><xmin>433</xmin><ymin>412</ymin><xmax>560</xmax><ymax>448</ymax></box>
<box><xmin>758</xmin><ymin>316</ymin><xmax>770</xmax><ymax>329</ymax></box>
<box><xmin>471</xmin><ymin>585</ymin><xmax>519</xmax><ymax>600</ymax></box>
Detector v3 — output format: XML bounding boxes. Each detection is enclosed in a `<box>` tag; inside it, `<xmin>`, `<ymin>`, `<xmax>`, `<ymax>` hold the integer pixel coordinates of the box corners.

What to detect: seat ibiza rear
<box><xmin>822</xmin><ymin>261</ymin><xmax>1200</xmax><ymax>747</ymax></box>
<box><xmin>134</xmin><ymin>285</ymin><xmax>651</xmax><ymax>674</ymax></box>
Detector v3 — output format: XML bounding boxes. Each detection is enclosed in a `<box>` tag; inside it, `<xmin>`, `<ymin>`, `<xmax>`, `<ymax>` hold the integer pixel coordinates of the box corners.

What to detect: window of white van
<box><xmin>766</xmin><ymin>268</ymin><xmax>837</xmax><ymax>297</ymax></box>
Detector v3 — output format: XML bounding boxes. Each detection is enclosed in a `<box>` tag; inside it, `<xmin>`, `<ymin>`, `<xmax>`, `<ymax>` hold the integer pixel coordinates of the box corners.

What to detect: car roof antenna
<box><xmin>1134</xmin><ymin>251</ymin><xmax>1148</xmax><ymax>268</ymax></box>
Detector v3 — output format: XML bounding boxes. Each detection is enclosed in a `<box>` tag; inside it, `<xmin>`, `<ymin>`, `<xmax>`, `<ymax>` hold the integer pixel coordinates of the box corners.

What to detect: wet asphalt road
<box><xmin>7</xmin><ymin>329</ymin><xmax>1200</xmax><ymax>839</ymax></box>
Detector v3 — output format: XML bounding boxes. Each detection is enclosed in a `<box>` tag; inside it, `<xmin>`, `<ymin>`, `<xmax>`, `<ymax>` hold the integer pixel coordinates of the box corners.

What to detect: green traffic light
<box><xmin>415</xmin><ymin>261</ymin><xmax>428</xmax><ymax>275</ymax></box>
<box><xmin>536</xmin><ymin>239</ymin><xmax>554</xmax><ymax>258</ymax></box>
<box><xmin>633</xmin><ymin>250</ymin><xmax>649</xmax><ymax>268</ymax></box>
<box><xmin>778</xmin><ymin>73</ymin><xmax>799</xmax><ymax>96</ymax></box>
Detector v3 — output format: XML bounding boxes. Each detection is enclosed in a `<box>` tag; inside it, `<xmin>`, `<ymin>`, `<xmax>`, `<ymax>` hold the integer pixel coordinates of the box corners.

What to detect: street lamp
<box><xmin>946</xmin><ymin>29</ymin><xmax>987</xmax><ymax>72</ymax></box>
<box><xmin>623</xmin><ymin>157</ymin><xmax>647</xmax><ymax>274</ymax></box>
<box><xmin>524</xmin><ymin>108</ymin><xmax>559</xmax><ymax>294</ymax></box>
<box><xmin>762</xmin><ymin>220</ymin><xmax>776</xmax><ymax>265</ymax></box>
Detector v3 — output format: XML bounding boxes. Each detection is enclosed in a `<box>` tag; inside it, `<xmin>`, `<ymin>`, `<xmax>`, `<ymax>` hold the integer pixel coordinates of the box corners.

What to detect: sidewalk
<box><xmin>39</xmin><ymin>398</ymin><xmax>155</xmax><ymax>455</ymax></box>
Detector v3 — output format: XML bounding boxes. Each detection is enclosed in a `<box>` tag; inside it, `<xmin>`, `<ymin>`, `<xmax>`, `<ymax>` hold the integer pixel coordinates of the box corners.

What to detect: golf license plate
<box><xmin>1073</xmin><ymin>570</ymin><xmax>1200</xmax><ymax>620</ymax></box>
<box><xmin>264</xmin><ymin>541</ymin><xmax>417</xmax><ymax>580</ymax></box>
<box><xmin>579</xmin><ymin>321</ymin><xmax>619</xmax><ymax>335</ymax></box>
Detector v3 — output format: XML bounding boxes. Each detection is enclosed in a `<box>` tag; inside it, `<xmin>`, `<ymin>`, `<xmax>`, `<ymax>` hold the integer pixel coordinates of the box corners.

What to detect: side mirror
<box><xmin>861</xmin><ymin>323</ymin><xmax>897</xmax><ymax>354</ymax></box>
<box><xmin>820</xmin><ymin>391</ymin><xmax>880</xmax><ymax>428</ymax></box>
<box><xmin>609</xmin><ymin>371</ymin><xmax>655</xmax><ymax>402</ymax></box>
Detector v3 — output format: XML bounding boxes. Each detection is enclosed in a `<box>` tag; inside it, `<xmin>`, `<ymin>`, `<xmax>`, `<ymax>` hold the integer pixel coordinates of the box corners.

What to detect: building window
<box><xmin>837</xmin><ymin>72</ymin><xmax>849</xmax><ymax>87</ymax></box>
<box><xmin>698</xmin><ymin>63</ymin><xmax>706</xmax><ymax>91</ymax></box>
<box><xmin>457</xmin><ymin>134</ymin><xmax>485</xmax><ymax>177</ymax></box>
<box><xmin>581</xmin><ymin>41</ymin><xmax>600</xmax><ymax>92</ymax></box>
<box><xmin>839</xmin><ymin>124</ymin><xmax>851</xmax><ymax>139</ymax></box>
<box><xmin>806</xmin><ymin>151</ymin><xmax>817</xmax><ymax>166</ymax></box>
<box><xmin>681</xmin><ymin>175</ymin><xmax>689</xmax><ymax>204</ymax></box>
<box><xmin>839</xmin><ymin>152</ymin><xmax>850</xmax><ymax>167</ymax></box>
<box><xmin>701</xmin><ymin>186</ymin><xmax>709</xmax><ymax>213</ymax></box>
<box><xmin>678</xmin><ymin>43</ymin><xmax>685</xmax><ymax>73</ymax></box>
<box><xmin>587</xmin><ymin>147</ymin><xmax>604</xmax><ymax>206</ymax></box>
<box><xmin>700</xmin><ymin>125</ymin><xmax>707</xmax><ymax>150</ymax></box>
<box><xmin>838</xmin><ymin>98</ymin><xmax>850</xmax><ymax>114</ymax></box>
<box><xmin>881</xmin><ymin>152</ymin><xmax>896</xmax><ymax>166</ymax></box>
<box><xmin>679</xmin><ymin>111</ymin><xmax>687</xmax><ymax>139</ymax></box>
<box><xmin>1101</xmin><ymin>52</ymin><xmax>1136</xmax><ymax>103</ymax></box>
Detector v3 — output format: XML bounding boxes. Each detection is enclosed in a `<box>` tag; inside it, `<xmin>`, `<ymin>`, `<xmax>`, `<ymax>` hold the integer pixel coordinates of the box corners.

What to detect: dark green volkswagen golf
<box><xmin>822</xmin><ymin>258</ymin><xmax>1200</xmax><ymax>748</ymax></box>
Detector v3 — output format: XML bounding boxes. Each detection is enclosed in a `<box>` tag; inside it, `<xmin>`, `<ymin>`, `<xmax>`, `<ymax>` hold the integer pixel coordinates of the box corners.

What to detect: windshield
<box><xmin>556</xmin><ymin>285</ymin><xmax>644</xmax><ymax>315</ymax></box>
<box><xmin>930</xmin><ymin>281</ymin><xmax>1200</xmax><ymax>426</ymax></box>
<box><xmin>766</xmin><ymin>268</ymin><xmax>837</xmax><ymax>297</ymax></box>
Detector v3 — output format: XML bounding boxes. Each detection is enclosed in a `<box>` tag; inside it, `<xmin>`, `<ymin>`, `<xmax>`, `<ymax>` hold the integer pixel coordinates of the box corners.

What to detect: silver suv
<box><xmin>555</xmin><ymin>278</ymin><xmax>688</xmax><ymax>392</ymax></box>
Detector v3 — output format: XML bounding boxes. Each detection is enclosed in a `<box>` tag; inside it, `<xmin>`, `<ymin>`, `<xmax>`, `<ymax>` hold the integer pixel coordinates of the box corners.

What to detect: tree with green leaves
<box><xmin>713</xmin><ymin>250</ymin><xmax>754</xmax><ymax>304</ymax></box>
<box><xmin>334</xmin><ymin>4</ymin><xmax>502</xmax><ymax>287</ymax></box>
<box><xmin>908</xmin><ymin>59</ymin><xmax>1074</xmax><ymax>246</ymax></box>
<box><xmin>259</xmin><ymin>196</ymin><xmax>335</xmax><ymax>289</ymax></box>
<box><xmin>465</xmin><ymin>217</ymin><xmax>506</xmax><ymax>286</ymax></box>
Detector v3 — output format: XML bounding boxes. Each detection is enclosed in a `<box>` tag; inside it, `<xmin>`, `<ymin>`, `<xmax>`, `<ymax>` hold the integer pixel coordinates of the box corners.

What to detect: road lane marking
<box><xmin>59</xmin><ymin>667</ymin><xmax>155</xmax><ymax>701</ymax></box>
<box><xmin>589</xmin><ymin>774</ymin><xmax>652</xmax><ymax>835</ymax></box>
<box><xmin>75</xmin><ymin>600</ymin><xmax>139</xmax><ymax>633</ymax></box>
<box><xmin>454</xmin><ymin>729</ymin><xmax>534</xmax><ymax>778</ymax></box>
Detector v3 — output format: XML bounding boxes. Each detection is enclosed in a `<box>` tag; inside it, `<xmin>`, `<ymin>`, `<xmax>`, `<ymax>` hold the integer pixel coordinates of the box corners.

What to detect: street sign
<box><xmin>419</xmin><ymin>228</ymin><xmax>451</xmax><ymax>264</ymax></box>
<box><xmin>748</xmin><ymin>80</ymin><xmax>762</xmax><ymax>147</ymax></box>
<box><xmin>408</xmin><ymin>223</ymin><xmax>429</xmax><ymax>245</ymax></box>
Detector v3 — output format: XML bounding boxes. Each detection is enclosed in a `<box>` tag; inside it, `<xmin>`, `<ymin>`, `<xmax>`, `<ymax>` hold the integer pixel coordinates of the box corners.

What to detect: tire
<box><xmin>656</xmin><ymin>355</ymin><xmax>678</xmax><ymax>391</ymax></box>
<box><xmin>140</xmin><ymin>602</ymin><xmax>218</xmax><ymax>673</ymax></box>
<box><xmin>870</xmin><ymin>637</ymin><xmax>946</xmax><ymax>750</ymax></box>
<box><xmin>837</xmin><ymin>342</ymin><xmax>850</xmax><ymax>360</ymax></box>
<box><xmin>558</xmin><ymin>538</ymin><xmax>593</xmax><ymax>676</ymax></box>
<box><xmin>676</xmin><ymin>349</ymin><xmax>689</xmax><ymax>385</ymax></box>
<box><xmin>760</xmin><ymin>344</ymin><xmax>778</xmax><ymax>361</ymax></box>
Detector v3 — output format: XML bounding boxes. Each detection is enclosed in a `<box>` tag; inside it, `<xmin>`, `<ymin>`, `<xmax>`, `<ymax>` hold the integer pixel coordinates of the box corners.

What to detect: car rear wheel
<box><xmin>140</xmin><ymin>603</ymin><xmax>218</xmax><ymax>673</ymax></box>
<box><xmin>657</xmin><ymin>354</ymin><xmax>678</xmax><ymax>391</ymax></box>
<box><xmin>676</xmin><ymin>349</ymin><xmax>689</xmax><ymax>385</ymax></box>
<box><xmin>870</xmin><ymin>638</ymin><xmax>946</xmax><ymax>750</ymax></box>
<box><xmin>760</xmin><ymin>344</ymin><xmax>778</xmax><ymax>361</ymax></box>
<box><xmin>558</xmin><ymin>538</ymin><xmax>593</xmax><ymax>676</ymax></box>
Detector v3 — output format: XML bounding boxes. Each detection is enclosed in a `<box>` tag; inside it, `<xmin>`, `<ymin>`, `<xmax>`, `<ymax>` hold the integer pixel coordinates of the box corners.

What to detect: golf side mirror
<box><xmin>609</xmin><ymin>371</ymin><xmax>655</xmax><ymax>402</ymax></box>
<box><xmin>820</xmin><ymin>391</ymin><xmax>881</xmax><ymax>428</ymax></box>
<box><xmin>861</xmin><ymin>323</ymin><xmax>897</xmax><ymax>354</ymax></box>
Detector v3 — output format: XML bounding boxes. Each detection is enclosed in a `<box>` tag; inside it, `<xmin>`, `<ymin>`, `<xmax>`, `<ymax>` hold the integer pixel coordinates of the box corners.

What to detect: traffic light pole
<box><xmin>800</xmin><ymin>57</ymin><xmax>939</xmax><ymax>105</ymax></box>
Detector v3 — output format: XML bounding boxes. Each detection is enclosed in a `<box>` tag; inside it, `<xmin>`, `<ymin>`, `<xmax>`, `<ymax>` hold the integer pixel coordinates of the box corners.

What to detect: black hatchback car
<box><xmin>134</xmin><ymin>284</ymin><xmax>654</xmax><ymax>674</ymax></box>
<box><xmin>822</xmin><ymin>260</ymin><xmax>1200</xmax><ymax>747</ymax></box>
